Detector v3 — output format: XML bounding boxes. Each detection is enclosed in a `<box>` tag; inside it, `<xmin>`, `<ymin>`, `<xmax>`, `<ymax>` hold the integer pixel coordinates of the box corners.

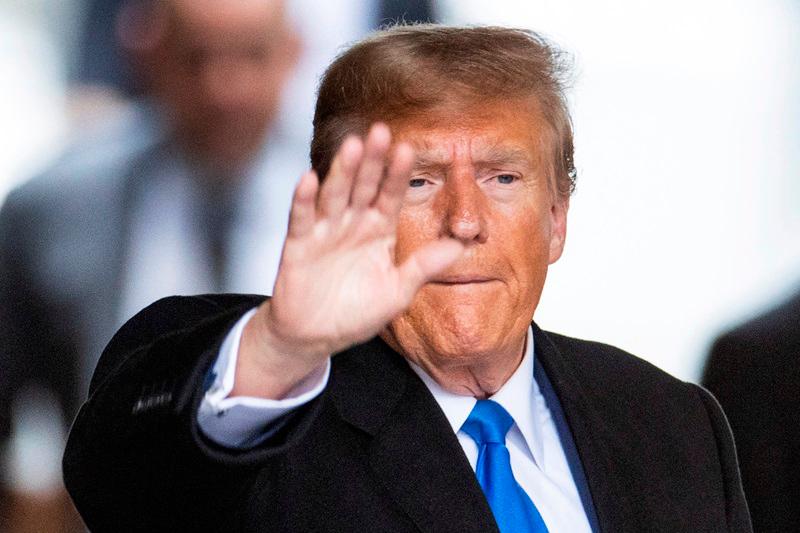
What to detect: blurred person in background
<box><xmin>0</xmin><ymin>0</ymin><xmax>437</xmax><ymax>529</ymax></box>
<box><xmin>702</xmin><ymin>289</ymin><xmax>800</xmax><ymax>533</ymax></box>
<box><xmin>0</xmin><ymin>0</ymin><xmax>303</xmax><ymax>528</ymax></box>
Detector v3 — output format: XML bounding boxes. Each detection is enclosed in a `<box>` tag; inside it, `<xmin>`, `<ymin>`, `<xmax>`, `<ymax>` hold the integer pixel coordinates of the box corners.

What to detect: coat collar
<box><xmin>330</xmin><ymin>337</ymin><xmax>499</xmax><ymax>533</ymax></box>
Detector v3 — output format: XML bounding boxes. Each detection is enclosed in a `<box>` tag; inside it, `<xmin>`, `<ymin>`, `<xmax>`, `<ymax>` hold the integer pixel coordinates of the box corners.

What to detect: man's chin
<box><xmin>388</xmin><ymin>291</ymin><xmax>522</xmax><ymax>362</ymax></box>
<box><xmin>416</xmin><ymin>313</ymin><xmax>509</xmax><ymax>363</ymax></box>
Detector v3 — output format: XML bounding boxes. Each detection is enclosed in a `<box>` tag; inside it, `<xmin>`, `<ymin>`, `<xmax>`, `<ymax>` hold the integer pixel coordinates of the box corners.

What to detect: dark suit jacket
<box><xmin>702</xmin><ymin>291</ymin><xmax>800</xmax><ymax>533</ymax></box>
<box><xmin>63</xmin><ymin>294</ymin><xmax>751</xmax><ymax>532</ymax></box>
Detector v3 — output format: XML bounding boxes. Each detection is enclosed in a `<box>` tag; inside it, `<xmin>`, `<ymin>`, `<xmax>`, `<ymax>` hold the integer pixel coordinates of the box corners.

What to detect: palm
<box><xmin>277</xmin><ymin>210</ymin><xmax>405</xmax><ymax>347</ymax></box>
<box><xmin>266</xmin><ymin>124</ymin><xmax>463</xmax><ymax>358</ymax></box>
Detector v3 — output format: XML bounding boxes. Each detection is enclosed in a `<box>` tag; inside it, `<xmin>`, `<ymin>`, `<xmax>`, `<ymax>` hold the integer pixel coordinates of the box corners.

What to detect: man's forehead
<box><xmin>408</xmin><ymin>134</ymin><xmax>535</xmax><ymax>166</ymax></box>
<box><xmin>390</xmin><ymin>100</ymin><xmax>544</xmax><ymax>166</ymax></box>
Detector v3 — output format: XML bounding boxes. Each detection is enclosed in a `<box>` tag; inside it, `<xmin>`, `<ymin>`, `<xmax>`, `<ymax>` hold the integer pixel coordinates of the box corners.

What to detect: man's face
<box><xmin>150</xmin><ymin>0</ymin><xmax>298</xmax><ymax>170</ymax></box>
<box><xmin>386</xmin><ymin>99</ymin><xmax>568</xmax><ymax>371</ymax></box>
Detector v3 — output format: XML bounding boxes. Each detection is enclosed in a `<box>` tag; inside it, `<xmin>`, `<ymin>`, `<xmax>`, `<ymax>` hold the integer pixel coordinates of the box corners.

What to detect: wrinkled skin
<box><xmin>384</xmin><ymin>99</ymin><xmax>568</xmax><ymax>396</ymax></box>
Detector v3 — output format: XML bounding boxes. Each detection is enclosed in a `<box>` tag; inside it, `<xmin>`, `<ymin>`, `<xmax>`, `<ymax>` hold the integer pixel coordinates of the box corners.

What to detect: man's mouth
<box><xmin>430</xmin><ymin>275</ymin><xmax>496</xmax><ymax>285</ymax></box>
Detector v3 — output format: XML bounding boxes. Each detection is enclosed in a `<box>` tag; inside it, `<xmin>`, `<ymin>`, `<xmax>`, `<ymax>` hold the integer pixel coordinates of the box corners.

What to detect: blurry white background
<box><xmin>0</xmin><ymin>0</ymin><xmax>78</xmax><ymax>200</ymax></box>
<box><xmin>1</xmin><ymin>0</ymin><xmax>798</xmax><ymax>382</ymax></box>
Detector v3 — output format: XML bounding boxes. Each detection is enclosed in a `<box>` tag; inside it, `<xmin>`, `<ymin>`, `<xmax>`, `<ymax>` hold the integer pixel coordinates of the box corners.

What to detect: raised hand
<box><xmin>234</xmin><ymin>124</ymin><xmax>464</xmax><ymax>398</ymax></box>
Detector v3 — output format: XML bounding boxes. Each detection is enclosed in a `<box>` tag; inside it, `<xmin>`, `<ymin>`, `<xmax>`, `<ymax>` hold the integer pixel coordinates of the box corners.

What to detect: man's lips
<box><xmin>429</xmin><ymin>275</ymin><xmax>497</xmax><ymax>285</ymax></box>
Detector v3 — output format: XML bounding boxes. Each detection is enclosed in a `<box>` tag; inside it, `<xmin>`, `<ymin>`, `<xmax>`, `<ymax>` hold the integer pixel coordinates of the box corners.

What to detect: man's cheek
<box><xmin>394</xmin><ymin>218</ymin><xmax>437</xmax><ymax>262</ymax></box>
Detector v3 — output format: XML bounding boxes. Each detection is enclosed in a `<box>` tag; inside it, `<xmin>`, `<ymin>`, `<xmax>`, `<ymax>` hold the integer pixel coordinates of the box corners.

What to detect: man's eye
<box><xmin>496</xmin><ymin>174</ymin><xmax>516</xmax><ymax>184</ymax></box>
<box><xmin>409</xmin><ymin>178</ymin><xmax>427</xmax><ymax>188</ymax></box>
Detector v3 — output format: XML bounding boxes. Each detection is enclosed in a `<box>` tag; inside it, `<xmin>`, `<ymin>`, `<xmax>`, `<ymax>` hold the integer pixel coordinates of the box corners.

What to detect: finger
<box><xmin>317</xmin><ymin>136</ymin><xmax>362</xmax><ymax>218</ymax></box>
<box><xmin>374</xmin><ymin>141</ymin><xmax>414</xmax><ymax>220</ymax></box>
<box><xmin>287</xmin><ymin>170</ymin><xmax>319</xmax><ymax>238</ymax></box>
<box><xmin>350</xmin><ymin>123</ymin><xmax>392</xmax><ymax>209</ymax></box>
<box><xmin>396</xmin><ymin>239</ymin><xmax>465</xmax><ymax>303</ymax></box>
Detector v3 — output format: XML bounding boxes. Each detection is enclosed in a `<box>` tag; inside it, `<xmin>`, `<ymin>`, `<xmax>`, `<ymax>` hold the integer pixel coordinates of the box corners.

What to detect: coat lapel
<box><xmin>330</xmin><ymin>338</ymin><xmax>499</xmax><ymax>533</ymax></box>
<box><xmin>60</xmin><ymin>166</ymin><xmax>131</xmax><ymax>392</ymax></box>
<box><xmin>80</xmin><ymin>140</ymin><xmax>167</xmax><ymax>383</ymax></box>
<box><xmin>532</xmin><ymin>325</ymin><xmax>637</xmax><ymax>532</ymax></box>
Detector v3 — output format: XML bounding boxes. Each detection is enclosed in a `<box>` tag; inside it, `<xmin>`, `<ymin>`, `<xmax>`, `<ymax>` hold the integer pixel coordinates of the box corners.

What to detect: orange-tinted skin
<box><xmin>383</xmin><ymin>99</ymin><xmax>568</xmax><ymax>397</ymax></box>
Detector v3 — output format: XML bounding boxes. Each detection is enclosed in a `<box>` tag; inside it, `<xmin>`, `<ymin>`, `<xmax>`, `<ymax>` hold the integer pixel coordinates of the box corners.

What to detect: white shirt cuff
<box><xmin>198</xmin><ymin>308</ymin><xmax>331</xmax><ymax>448</ymax></box>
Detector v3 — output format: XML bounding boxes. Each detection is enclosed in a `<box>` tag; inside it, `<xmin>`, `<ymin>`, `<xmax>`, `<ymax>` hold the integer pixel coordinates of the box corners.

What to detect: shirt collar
<box><xmin>407</xmin><ymin>326</ymin><xmax>544</xmax><ymax>466</ymax></box>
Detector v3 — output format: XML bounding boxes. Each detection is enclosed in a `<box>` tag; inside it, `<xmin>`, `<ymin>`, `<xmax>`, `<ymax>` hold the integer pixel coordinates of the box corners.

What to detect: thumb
<box><xmin>397</xmin><ymin>239</ymin><xmax>465</xmax><ymax>302</ymax></box>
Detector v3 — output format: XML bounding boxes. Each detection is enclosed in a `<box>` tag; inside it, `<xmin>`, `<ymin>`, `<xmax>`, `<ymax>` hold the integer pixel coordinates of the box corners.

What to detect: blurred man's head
<box><xmin>122</xmin><ymin>0</ymin><xmax>300</xmax><ymax>172</ymax></box>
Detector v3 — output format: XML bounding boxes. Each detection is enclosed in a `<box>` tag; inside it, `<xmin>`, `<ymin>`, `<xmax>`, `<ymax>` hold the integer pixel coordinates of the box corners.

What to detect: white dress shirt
<box><xmin>199</xmin><ymin>312</ymin><xmax>591</xmax><ymax>533</ymax></box>
<box><xmin>198</xmin><ymin>309</ymin><xmax>331</xmax><ymax>447</ymax></box>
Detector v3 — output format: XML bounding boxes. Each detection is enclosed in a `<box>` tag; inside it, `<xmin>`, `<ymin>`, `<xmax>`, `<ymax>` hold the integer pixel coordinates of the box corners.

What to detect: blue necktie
<box><xmin>462</xmin><ymin>399</ymin><xmax>549</xmax><ymax>533</ymax></box>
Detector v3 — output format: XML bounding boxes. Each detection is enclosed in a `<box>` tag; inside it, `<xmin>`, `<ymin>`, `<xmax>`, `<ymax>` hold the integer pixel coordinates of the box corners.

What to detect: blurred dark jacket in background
<box><xmin>703</xmin><ymin>290</ymin><xmax>800</xmax><ymax>533</ymax></box>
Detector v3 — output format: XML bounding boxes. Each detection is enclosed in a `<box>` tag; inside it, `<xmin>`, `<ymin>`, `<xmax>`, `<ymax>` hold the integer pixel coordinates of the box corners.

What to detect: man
<box><xmin>0</xmin><ymin>0</ymin><xmax>301</xmax><ymax>527</ymax></box>
<box><xmin>0</xmin><ymin>0</ymin><xmax>301</xmax><ymax>448</ymax></box>
<box><xmin>63</xmin><ymin>25</ymin><xmax>751</xmax><ymax>532</ymax></box>
<box><xmin>703</xmin><ymin>290</ymin><xmax>800</xmax><ymax>532</ymax></box>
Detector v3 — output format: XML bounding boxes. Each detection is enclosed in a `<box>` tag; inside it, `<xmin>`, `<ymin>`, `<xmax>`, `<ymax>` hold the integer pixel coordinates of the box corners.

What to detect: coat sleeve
<box><xmin>62</xmin><ymin>294</ymin><xmax>326</xmax><ymax>531</ymax></box>
<box><xmin>694</xmin><ymin>384</ymin><xmax>753</xmax><ymax>533</ymax></box>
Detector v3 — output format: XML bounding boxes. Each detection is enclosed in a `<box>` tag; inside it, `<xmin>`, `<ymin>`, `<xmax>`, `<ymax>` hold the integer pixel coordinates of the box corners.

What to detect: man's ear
<box><xmin>548</xmin><ymin>196</ymin><xmax>569</xmax><ymax>265</ymax></box>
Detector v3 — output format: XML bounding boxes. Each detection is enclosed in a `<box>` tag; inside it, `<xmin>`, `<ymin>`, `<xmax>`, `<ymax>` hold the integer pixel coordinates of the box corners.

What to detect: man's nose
<box><xmin>442</xmin><ymin>174</ymin><xmax>488</xmax><ymax>244</ymax></box>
